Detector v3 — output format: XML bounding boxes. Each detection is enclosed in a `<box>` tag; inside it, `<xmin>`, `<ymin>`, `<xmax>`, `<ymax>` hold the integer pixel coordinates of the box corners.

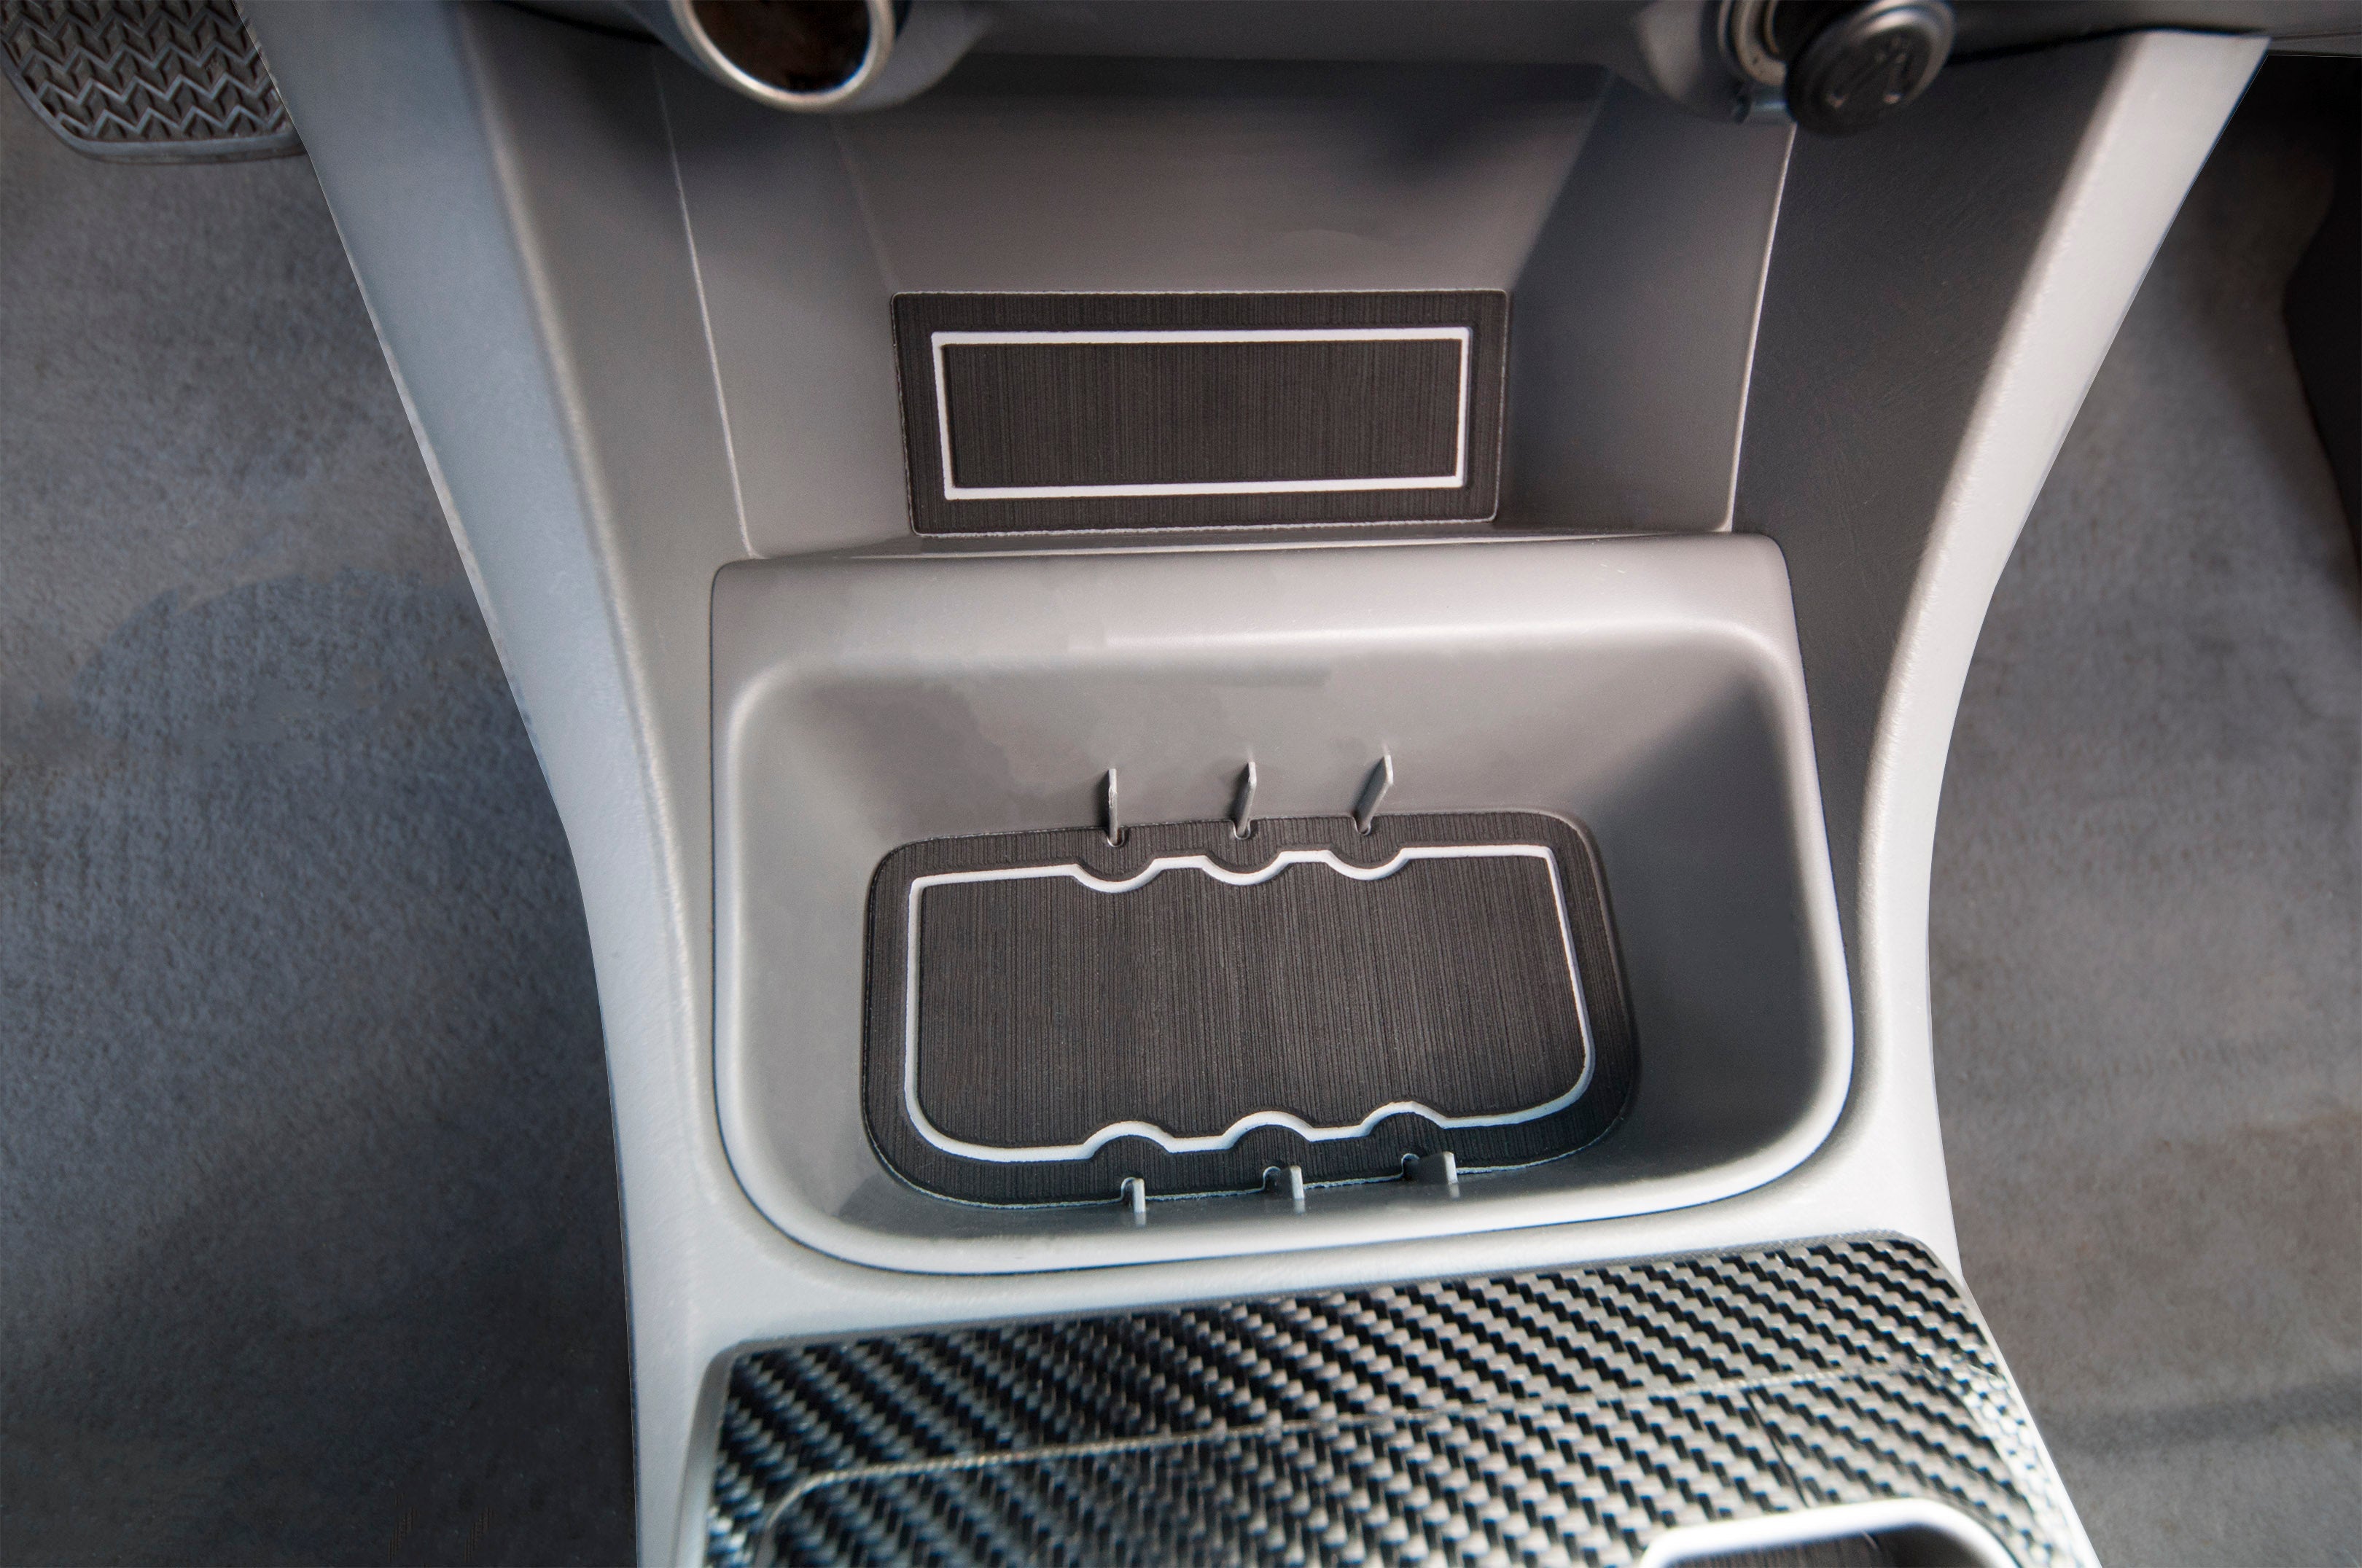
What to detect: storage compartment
<box><xmin>712</xmin><ymin>532</ymin><xmax>1850</xmax><ymax>1272</ymax></box>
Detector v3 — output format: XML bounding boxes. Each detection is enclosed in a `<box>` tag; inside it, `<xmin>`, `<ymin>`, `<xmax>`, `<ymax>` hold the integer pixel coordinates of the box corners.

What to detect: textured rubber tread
<box><xmin>1</xmin><ymin>0</ymin><xmax>297</xmax><ymax>162</ymax></box>
<box><xmin>707</xmin><ymin>1238</ymin><xmax>2089</xmax><ymax>1567</ymax></box>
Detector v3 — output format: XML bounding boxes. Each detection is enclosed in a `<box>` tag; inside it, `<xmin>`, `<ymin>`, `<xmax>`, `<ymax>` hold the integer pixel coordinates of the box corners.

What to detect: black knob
<box><xmin>1782</xmin><ymin>0</ymin><xmax>1954</xmax><ymax>136</ymax></box>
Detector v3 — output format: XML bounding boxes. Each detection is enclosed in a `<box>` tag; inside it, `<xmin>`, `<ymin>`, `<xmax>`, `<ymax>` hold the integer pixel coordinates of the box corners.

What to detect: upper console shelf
<box><xmin>665</xmin><ymin>51</ymin><xmax>1790</xmax><ymax>550</ymax></box>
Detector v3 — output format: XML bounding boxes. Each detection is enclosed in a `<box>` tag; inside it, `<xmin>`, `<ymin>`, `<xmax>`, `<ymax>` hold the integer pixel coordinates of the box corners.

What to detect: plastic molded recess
<box><xmin>711</xmin><ymin>532</ymin><xmax>1852</xmax><ymax>1273</ymax></box>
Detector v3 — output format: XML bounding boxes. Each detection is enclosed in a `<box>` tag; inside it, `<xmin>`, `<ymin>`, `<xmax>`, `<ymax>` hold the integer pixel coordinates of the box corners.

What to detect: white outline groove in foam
<box><xmin>930</xmin><ymin>327</ymin><xmax>1475</xmax><ymax>501</ymax></box>
<box><xmin>902</xmin><ymin>844</ymin><xmax>1595</xmax><ymax>1163</ymax></box>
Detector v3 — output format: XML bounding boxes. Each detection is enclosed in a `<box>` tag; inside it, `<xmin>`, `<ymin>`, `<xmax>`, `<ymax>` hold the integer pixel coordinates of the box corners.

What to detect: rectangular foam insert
<box><xmin>892</xmin><ymin>291</ymin><xmax>1508</xmax><ymax>534</ymax></box>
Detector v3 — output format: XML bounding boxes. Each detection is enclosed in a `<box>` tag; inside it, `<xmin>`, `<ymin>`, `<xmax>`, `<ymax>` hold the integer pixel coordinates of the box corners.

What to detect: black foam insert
<box><xmin>892</xmin><ymin>291</ymin><xmax>1509</xmax><ymax>534</ymax></box>
<box><xmin>862</xmin><ymin>811</ymin><xmax>1634</xmax><ymax>1206</ymax></box>
<box><xmin>938</xmin><ymin>337</ymin><xmax>1464</xmax><ymax>488</ymax></box>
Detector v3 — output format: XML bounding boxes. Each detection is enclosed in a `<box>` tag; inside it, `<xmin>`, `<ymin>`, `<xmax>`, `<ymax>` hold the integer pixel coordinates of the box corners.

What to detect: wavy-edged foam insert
<box><xmin>862</xmin><ymin>810</ymin><xmax>1634</xmax><ymax>1206</ymax></box>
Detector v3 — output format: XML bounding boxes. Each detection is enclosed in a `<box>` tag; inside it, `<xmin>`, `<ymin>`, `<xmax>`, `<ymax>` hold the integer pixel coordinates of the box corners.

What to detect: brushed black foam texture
<box><xmin>862</xmin><ymin>811</ymin><xmax>1635</xmax><ymax>1206</ymax></box>
<box><xmin>893</xmin><ymin>290</ymin><xmax>1508</xmax><ymax>534</ymax></box>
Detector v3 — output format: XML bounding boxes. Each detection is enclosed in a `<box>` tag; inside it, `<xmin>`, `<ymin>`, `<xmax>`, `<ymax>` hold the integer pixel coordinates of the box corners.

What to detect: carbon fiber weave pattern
<box><xmin>1</xmin><ymin>0</ymin><xmax>296</xmax><ymax>162</ymax></box>
<box><xmin>708</xmin><ymin>1238</ymin><xmax>2089</xmax><ymax>1567</ymax></box>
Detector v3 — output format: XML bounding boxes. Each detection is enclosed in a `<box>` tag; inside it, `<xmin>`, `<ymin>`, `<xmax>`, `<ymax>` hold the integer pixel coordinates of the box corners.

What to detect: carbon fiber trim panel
<box><xmin>1</xmin><ymin>0</ymin><xmax>297</xmax><ymax>163</ymax></box>
<box><xmin>706</xmin><ymin>1239</ymin><xmax>2088</xmax><ymax>1567</ymax></box>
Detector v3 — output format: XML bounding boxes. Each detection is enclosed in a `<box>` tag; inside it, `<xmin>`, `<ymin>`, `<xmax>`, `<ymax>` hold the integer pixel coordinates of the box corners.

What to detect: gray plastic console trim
<box><xmin>1737</xmin><ymin>28</ymin><xmax>2264</xmax><ymax>1279</ymax></box>
<box><xmin>247</xmin><ymin>5</ymin><xmax>2258</xmax><ymax>1558</ymax></box>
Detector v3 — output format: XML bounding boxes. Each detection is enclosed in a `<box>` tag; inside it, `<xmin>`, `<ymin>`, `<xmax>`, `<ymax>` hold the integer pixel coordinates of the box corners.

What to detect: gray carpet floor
<box><xmin>0</xmin><ymin>82</ymin><xmax>632</xmax><ymax>1568</ymax></box>
<box><xmin>0</xmin><ymin>52</ymin><xmax>2353</xmax><ymax>1568</ymax></box>
<box><xmin>1933</xmin><ymin>62</ymin><xmax>2362</xmax><ymax>1568</ymax></box>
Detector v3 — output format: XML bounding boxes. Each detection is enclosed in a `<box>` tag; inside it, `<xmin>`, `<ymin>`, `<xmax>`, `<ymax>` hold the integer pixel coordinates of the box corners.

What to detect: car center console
<box><xmin>243</xmin><ymin>3</ymin><xmax>2265</xmax><ymax>1559</ymax></box>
